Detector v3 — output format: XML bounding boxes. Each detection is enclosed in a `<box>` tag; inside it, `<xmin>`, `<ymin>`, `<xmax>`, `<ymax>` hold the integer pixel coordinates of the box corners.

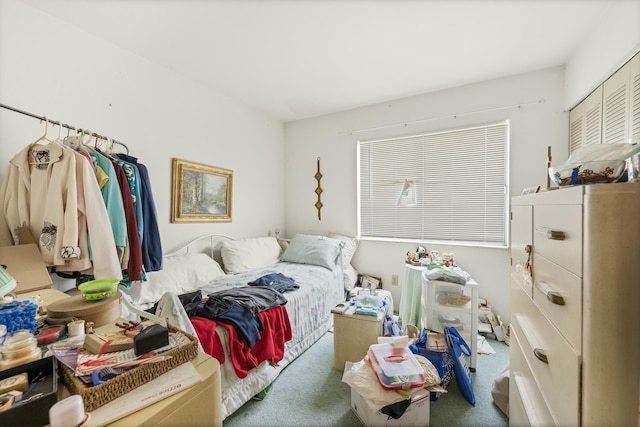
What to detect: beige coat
<box><xmin>54</xmin><ymin>149</ymin><xmax>123</xmax><ymax>280</ymax></box>
<box><xmin>0</xmin><ymin>142</ymin><xmax>80</xmax><ymax>266</ymax></box>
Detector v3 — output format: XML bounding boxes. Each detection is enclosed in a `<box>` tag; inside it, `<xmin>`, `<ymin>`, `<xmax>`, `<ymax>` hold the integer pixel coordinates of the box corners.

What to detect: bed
<box><xmin>119</xmin><ymin>232</ymin><xmax>359</xmax><ymax>420</ymax></box>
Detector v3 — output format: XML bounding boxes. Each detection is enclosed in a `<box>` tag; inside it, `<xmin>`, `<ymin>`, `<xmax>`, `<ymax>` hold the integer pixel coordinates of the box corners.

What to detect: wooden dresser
<box><xmin>509</xmin><ymin>182</ymin><xmax>640</xmax><ymax>427</ymax></box>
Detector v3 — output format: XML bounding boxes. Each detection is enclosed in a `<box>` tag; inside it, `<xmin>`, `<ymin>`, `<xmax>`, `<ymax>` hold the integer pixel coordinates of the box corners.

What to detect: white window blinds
<box><xmin>358</xmin><ymin>121</ymin><xmax>509</xmax><ymax>247</ymax></box>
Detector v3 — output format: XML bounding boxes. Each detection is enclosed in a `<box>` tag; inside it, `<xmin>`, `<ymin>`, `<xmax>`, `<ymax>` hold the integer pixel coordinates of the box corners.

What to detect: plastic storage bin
<box><xmin>368</xmin><ymin>343</ymin><xmax>426</xmax><ymax>390</ymax></box>
<box><xmin>423</xmin><ymin>278</ymin><xmax>478</xmax><ymax>371</ymax></box>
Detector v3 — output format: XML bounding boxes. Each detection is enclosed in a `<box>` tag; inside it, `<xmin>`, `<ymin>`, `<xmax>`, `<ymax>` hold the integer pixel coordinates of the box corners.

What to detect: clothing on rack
<box><xmin>0</xmin><ymin>143</ymin><xmax>82</xmax><ymax>265</ymax></box>
<box><xmin>114</xmin><ymin>153</ymin><xmax>162</xmax><ymax>272</ymax></box>
<box><xmin>111</xmin><ymin>156</ymin><xmax>143</xmax><ymax>282</ymax></box>
<box><xmin>90</xmin><ymin>149</ymin><xmax>128</xmax><ymax>249</ymax></box>
<box><xmin>53</xmin><ymin>148</ymin><xmax>122</xmax><ymax>279</ymax></box>
<box><xmin>0</xmin><ymin>116</ymin><xmax>162</xmax><ymax>284</ymax></box>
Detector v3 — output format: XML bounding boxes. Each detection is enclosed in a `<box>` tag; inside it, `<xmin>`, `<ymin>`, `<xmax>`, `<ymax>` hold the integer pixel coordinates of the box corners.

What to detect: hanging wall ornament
<box><xmin>314</xmin><ymin>157</ymin><xmax>323</xmax><ymax>220</ymax></box>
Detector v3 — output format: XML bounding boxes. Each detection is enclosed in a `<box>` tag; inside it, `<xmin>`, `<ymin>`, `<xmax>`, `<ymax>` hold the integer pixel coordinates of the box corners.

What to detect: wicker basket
<box><xmin>446</xmin><ymin>294</ymin><xmax>471</xmax><ymax>307</ymax></box>
<box><xmin>58</xmin><ymin>324</ymin><xmax>199</xmax><ymax>412</ymax></box>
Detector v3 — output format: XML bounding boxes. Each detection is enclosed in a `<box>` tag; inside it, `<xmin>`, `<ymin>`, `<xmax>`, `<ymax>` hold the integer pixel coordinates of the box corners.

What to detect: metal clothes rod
<box><xmin>0</xmin><ymin>102</ymin><xmax>130</xmax><ymax>153</ymax></box>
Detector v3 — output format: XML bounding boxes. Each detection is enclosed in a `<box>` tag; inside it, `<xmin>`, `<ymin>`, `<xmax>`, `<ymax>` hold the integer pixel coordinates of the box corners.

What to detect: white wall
<box><xmin>565</xmin><ymin>0</ymin><xmax>640</xmax><ymax>109</ymax></box>
<box><xmin>0</xmin><ymin>0</ymin><xmax>286</xmax><ymax>252</ymax></box>
<box><xmin>3</xmin><ymin>0</ymin><xmax>636</xmax><ymax>325</ymax></box>
<box><xmin>285</xmin><ymin>1</ymin><xmax>640</xmax><ymax>323</ymax></box>
<box><xmin>285</xmin><ymin>66</ymin><xmax>570</xmax><ymax>322</ymax></box>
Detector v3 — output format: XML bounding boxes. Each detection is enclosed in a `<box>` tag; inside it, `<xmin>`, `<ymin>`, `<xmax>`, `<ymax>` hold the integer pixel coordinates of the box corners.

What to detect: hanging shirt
<box><xmin>0</xmin><ymin>143</ymin><xmax>81</xmax><ymax>266</ymax></box>
<box><xmin>110</xmin><ymin>153</ymin><xmax>144</xmax><ymax>245</ymax></box>
<box><xmin>90</xmin><ymin>150</ymin><xmax>127</xmax><ymax>248</ymax></box>
<box><xmin>112</xmin><ymin>161</ymin><xmax>142</xmax><ymax>282</ymax></box>
<box><xmin>114</xmin><ymin>153</ymin><xmax>162</xmax><ymax>272</ymax></box>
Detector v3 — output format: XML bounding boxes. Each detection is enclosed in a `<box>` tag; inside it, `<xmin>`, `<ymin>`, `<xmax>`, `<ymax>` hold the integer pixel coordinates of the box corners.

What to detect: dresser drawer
<box><xmin>533</xmin><ymin>204</ymin><xmax>582</xmax><ymax>277</ymax></box>
<box><xmin>512</xmin><ymin>312</ymin><xmax>580</xmax><ymax>427</ymax></box>
<box><xmin>509</xmin><ymin>327</ymin><xmax>556</xmax><ymax>427</ymax></box>
<box><xmin>531</xmin><ymin>253</ymin><xmax>582</xmax><ymax>353</ymax></box>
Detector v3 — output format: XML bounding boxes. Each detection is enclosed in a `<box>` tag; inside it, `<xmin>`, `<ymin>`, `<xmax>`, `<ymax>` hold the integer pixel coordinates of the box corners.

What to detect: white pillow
<box><xmin>344</xmin><ymin>263</ymin><xmax>359</xmax><ymax>290</ymax></box>
<box><xmin>328</xmin><ymin>232</ymin><xmax>359</xmax><ymax>267</ymax></box>
<box><xmin>328</xmin><ymin>232</ymin><xmax>360</xmax><ymax>290</ymax></box>
<box><xmin>281</xmin><ymin>234</ymin><xmax>342</xmax><ymax>270</ymax></box>
<box><xmin>126</xmin><ymin>253</ymin><xmax>226</xmax><ymax>305</ymax></box>
<box><xmin>220</xmin><ymin>236</ymin><xmax>283</xmax><ymax>274</ymax></box>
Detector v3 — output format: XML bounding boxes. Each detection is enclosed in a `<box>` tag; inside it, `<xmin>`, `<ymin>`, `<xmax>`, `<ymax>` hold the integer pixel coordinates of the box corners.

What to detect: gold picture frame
<box><xmin>171</xmin><ymin>158</ymin><xmax>233</xmax><ymax>223</ymax></box>
<box><xmin>358</xmin><ymin>274</ymin><xmax>382</xmax><ymax>290</ymax></box>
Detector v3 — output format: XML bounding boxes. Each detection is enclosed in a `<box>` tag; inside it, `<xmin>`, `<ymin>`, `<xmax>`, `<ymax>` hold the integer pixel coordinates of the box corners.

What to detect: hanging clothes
<box><xmin>89</xmin><ymin>149</ymin><xmax>128</xmax><ymax>254</ymax></box>
<box><xmin>54</xmin><ymin>148</ymin><xmax>122</xmax><ymax>280</ymax></box>
<box><xmin>109</xmin><ymin>152</ymin><xmax>144</xmax><ymax>246</ymax></box>
<box><xmin>0</xmin><ymin>143</ymin><xmax>81</xmax><ymax>265</ymax></box>
<box><xmin>111</xmin><ymin>161</ymin><xmax>143</xmax><ymax>282</ymax></box>
<box><xmin>0</xmin><ymin>106</ymin><xmax>158</xmax><ymax>285</ymax></box>
<box><xmin>114</xmin><ymin>153</ymin><xmax>163</xmax><ymax>272</ymax></box>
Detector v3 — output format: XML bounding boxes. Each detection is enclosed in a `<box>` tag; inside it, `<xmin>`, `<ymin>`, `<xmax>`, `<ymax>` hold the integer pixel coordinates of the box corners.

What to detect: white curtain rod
<box><xmin>338</xmin><ymin>98</ymin><xmax>546</xmax><ymax>136</ymax></box>
<box><xmin>0</xmin><ymin>102</ymin><xmax>130</xmax><ymax>153</ymax></box>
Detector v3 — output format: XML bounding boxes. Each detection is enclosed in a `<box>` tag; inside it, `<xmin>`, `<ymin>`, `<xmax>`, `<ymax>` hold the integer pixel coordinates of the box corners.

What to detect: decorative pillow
<box><xmin>328</xmin><ymin>232</ymin><xmax>360</xmax><ymax>290</ymax></box>
<box><xmin>328</xmin><ymin>232</ymin><xmax>359</xmax><ymax>267</ymax></box>
<box><xmin>281</xmin><ymin>234</ymin><xmax>342</xmax><ymax>270</ymax></box>
<box><xmin>220</xmin><ymin>236</ymin><xmax>283</xmax><ymax>274</ymax></box>
<box><xmin>126</xmin><ymin>253</ymin><xmax>226</xmax><ymax>305</ymax></box>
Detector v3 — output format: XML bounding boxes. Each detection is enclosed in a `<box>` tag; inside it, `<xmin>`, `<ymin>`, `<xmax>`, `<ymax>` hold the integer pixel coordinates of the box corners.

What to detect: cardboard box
<box><xmin>0</xmin><ymin>356</ymin><xmax>58</xmax><ymax>427</ymax></box>
<box><xmin>350</xmin><ymin>388</ymin><xmax>430</xmax><ymax>427</ymax></box>
<box><xmin>0</xmin><ymin>244</ymin><xmax>52</xmax><ymax>294</ymax></box>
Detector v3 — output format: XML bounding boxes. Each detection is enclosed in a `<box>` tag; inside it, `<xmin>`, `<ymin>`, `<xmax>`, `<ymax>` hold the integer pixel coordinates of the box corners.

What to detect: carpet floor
<box><xmin>223</xmin><ymin>331</ymin><xmax>509</xmax><ymax>427</ymax></box>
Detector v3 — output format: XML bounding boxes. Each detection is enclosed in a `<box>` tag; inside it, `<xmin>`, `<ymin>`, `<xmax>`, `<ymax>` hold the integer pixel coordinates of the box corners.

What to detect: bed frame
<box><xmin>121</xmin><ymin>233</ymin><xmax>343</xmax><ymax>420</ymax></box>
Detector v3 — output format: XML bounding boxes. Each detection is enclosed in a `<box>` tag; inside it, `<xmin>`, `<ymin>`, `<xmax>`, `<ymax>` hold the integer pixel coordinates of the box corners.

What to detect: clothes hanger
<box><xmin>104</xmin><ymin>136</ymin><xmax>114</xmax><ymax>154</ymax></box>
<box><xmin>52</xmin><ymin>121</ymin><xmax>66</xmax><ymax>147</ymax></box>
<box><xmin>30</xmin><ymin>116</ymin><xmax>54</xmax><ymax>146</ymax></box>
<box><xmin>63</xmin><ymin>126</ymin><xmax>84</xmax><ymax>150</ymax></box>
<box><xmin>99</xmin><ymin>136</ymin><xmax>119</xmax><ymax>160</ymax></box>
<box><xmin>28</xmin><ymin>117</ymin><xmax>56</xmax><ymax>165</ymax></box>
<box><xmin>79</xmin><ymin>129</ymin><xmax>93</xmax><ymax>150</ymax></box>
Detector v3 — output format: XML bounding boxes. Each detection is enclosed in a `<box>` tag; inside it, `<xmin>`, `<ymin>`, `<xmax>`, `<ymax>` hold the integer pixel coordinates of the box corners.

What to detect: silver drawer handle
<box><xmin>515</xmin><ymin>313</ymin><xmax>549</xmax><ymax>365</ymax></box>
<box><xmin>533</xmin><ymin>348</ymin><xmax>548</xmax><ymax>364</ymax></box>
<box><xmin>535</xmin><ymin>281</ymin><xmax>566</xmax><ymax>306</ymax></box>
<box><xmin>535</xmin><ymin>228</ymin><xmax>566</xmax><ymax>240</ymax></box>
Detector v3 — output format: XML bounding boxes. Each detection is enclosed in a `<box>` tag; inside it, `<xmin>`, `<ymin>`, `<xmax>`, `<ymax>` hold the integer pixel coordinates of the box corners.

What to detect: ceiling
<box><xmin>20</xmin><ymin>0</ymin><xmax>614</xmax><ymax>122</ymax></box>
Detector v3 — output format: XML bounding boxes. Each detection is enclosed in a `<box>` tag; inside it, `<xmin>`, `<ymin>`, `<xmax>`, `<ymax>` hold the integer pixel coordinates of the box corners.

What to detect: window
<box><xmin>357</xmin><ymin>121</ymin><xmax>509</xmax><ymax>248</ymax></box>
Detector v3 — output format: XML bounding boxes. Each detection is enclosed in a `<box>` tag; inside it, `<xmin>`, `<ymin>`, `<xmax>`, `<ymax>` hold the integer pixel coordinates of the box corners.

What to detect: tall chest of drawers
<box><xmin>509</xmin><ymin>182</ymin><xmax>640</xmax><ymax>427</ymax></box>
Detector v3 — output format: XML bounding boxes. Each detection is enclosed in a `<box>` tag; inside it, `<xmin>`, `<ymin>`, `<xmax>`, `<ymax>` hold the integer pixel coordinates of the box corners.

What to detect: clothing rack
<box><xmin>0</xmin><ymin>102</ymin><xmax>130</xmax><ymax>153</ymax></box>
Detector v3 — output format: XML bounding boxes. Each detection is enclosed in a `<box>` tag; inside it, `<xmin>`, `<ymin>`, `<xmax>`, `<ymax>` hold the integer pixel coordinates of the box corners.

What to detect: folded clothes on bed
<box><xmin>204</xmin><ymin>286</ymin><xmax>288</xmax><ymax>314</ymax></box>
<box><xmin>248</xmin><ymin>273</ymin><xmax>299</xmax><ymax>293</ymax></box>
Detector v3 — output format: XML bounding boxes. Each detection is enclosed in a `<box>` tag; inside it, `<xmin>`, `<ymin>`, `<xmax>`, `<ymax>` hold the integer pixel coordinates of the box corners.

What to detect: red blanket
<box><xmin>191</xmin><ymin>306</ymin><xmax>292</xmax><ymax>379</ymax></box>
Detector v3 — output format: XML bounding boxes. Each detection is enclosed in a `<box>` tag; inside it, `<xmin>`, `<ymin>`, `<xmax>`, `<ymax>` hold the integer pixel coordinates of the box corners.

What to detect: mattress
<box><xmin>194</xmin><ymin>261</ymin><xmax>344</xmax><ymax>419</ymax></box>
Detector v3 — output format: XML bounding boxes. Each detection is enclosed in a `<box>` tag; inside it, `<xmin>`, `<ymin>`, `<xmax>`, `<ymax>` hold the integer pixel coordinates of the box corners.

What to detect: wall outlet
<box><xmin>391</xmin><ymin>274</ymin><xmax>399</xmax><ymax>286</ymax></box>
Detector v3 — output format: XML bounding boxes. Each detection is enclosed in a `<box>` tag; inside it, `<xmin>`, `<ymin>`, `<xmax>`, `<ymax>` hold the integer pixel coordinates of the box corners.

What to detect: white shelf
<box><xmin>422</xmin><ymin>276</ymin><xmax>478</xmax><ymax>371</ymax></box>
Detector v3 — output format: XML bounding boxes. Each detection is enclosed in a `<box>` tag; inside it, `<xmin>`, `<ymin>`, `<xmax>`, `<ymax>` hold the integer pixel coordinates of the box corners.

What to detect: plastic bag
<box><xmin>424</xmin><ymin>266</ymin><xmax>470</xmax><ymax>285</ymax></box>
<box><xmin>567</xmin><ymin>142</ymin><xmax>640</xmax><ymax>162</ymax></box>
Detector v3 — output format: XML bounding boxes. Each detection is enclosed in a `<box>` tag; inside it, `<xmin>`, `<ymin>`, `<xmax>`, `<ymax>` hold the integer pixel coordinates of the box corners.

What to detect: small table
<box><xmin>60</xmin><ymin>320</ymin><xmax>222</xmax><ymax>427</ymax></box>
<box><xmin>333</xmin><ymin>308</ymin><xmax>384</xmax><ymax>371</ymax></box>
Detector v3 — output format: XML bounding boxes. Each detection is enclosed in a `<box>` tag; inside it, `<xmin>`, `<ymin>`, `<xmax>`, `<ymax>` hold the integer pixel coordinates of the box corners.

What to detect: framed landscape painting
<box><xmin>171</xmin><ymin>158</ymin><xmax>233</xmax><ymax>223</ymax></box>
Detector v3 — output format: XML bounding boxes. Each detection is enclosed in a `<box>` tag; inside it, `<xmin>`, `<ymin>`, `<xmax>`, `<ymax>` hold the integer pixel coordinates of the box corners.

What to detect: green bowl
<box><xmin>77</xmin><ymin>279</ymin><xmax>120</xmax><ymax>301</ymax></box>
